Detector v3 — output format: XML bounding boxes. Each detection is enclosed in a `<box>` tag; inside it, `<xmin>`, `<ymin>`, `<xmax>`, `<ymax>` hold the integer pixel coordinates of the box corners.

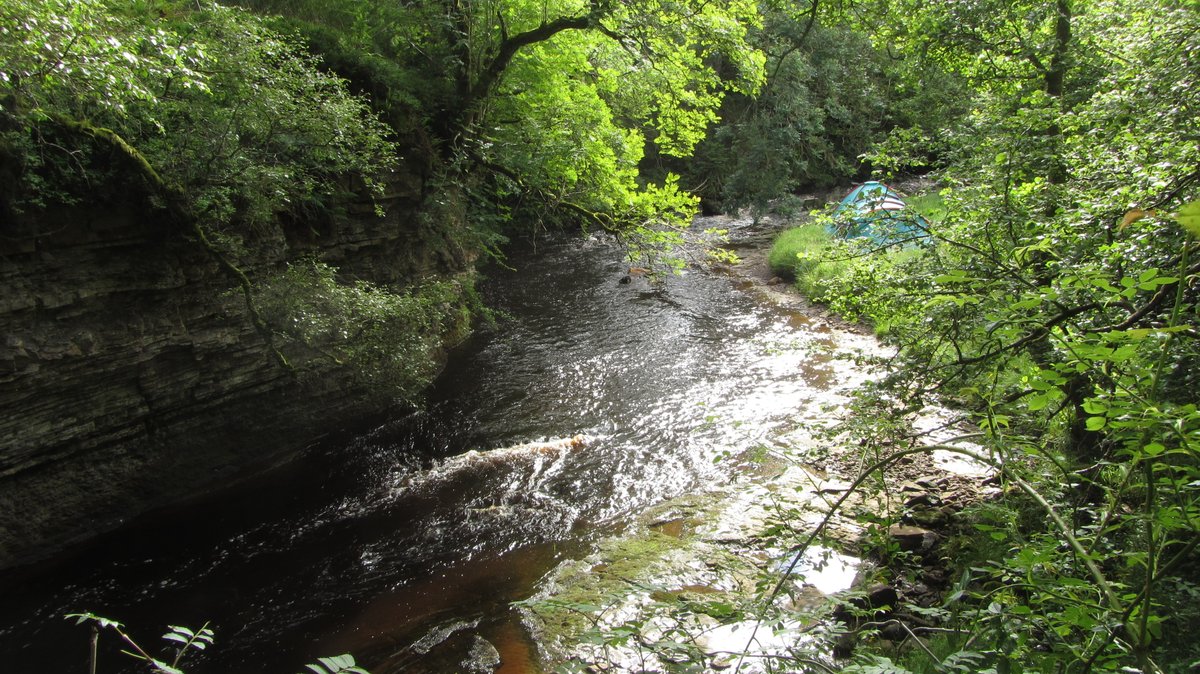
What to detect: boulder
<box><xmin>888</xmin><ymin>525</ymin><xmax>939</xmax><ymax>553</ymax></box>
<box><xmin>462</xmin><ymin>636</ymin><xmax>501</xmax><ymax>674</ymax></box>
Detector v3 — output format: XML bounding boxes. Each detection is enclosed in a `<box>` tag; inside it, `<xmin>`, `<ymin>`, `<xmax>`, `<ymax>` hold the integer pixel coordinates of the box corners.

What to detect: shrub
<box><xmin>253</xmin><ymin>260</ymin><xmax>471</xmax><ymax>402</ymax></box>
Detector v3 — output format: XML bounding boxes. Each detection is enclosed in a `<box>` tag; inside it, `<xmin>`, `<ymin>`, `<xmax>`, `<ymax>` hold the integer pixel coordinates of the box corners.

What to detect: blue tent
<box><xmin>830</xmin><ymin>181</ymin><xmax>927</xmax><ymax>243</ymax></box>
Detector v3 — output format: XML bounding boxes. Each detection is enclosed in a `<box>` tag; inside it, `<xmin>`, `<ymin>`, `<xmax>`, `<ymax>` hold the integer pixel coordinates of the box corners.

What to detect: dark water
<box><xmin>0</xmin><ymin>220</ymin><xmax>851</xmax><ymax>673</ymax></box>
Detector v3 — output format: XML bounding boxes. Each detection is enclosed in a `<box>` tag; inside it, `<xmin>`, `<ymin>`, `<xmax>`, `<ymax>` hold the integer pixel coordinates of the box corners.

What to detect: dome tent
<box><xmin>830</xmin><ymin>181</ymin><xmax>928</xmax><ymax>244</ymax></box>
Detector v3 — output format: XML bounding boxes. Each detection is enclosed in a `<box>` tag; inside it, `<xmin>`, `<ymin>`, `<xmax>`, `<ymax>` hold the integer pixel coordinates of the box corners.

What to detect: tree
<box><xmin>675</xmin><ymin>0</ymin><xmax>972</xmax><ymax>215</ymax></box>
<box><xmin>688</xmin><ymin>17</ymin><xmax>898</xmax><ymax>214</ymax></box>
<box><xmin>236</xmin><ymin>0</ymin><xmax>767</xmax><ymax>258</ymax></box>
<box><xmin>1</xmin><ymin>0</ymin><xmax>396</xmax><ymax>228</ymax></box>
<box><xmin>808</xmin><ymin>1</ymin><xmax>1200</xmax><ymax>669</ymax></box>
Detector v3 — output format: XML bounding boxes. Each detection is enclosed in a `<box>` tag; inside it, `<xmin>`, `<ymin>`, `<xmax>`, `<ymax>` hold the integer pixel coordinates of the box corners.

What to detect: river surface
<box><xmin>0</xmin><ymin>217</ymin><xmax>866</xmax><ymax>673</ymax></box>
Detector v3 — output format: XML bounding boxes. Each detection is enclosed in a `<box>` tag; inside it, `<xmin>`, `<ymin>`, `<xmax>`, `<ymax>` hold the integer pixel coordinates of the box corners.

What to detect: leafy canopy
<box><xmin>236</xmin><ymin>0</ymin><xmax>766</xmax><ymax>255</ymax></box>
<box><xmin>1</xmin><ymin>0</ymin><xmax>396</xmax><ymax>229</ymax></box>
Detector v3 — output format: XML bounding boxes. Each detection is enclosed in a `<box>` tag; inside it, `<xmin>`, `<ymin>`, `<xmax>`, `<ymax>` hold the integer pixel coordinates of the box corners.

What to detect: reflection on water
<box><xmin>0</xmin><ymin>218</ymin><xmax>871</xmax><ymax>673</ymax></box>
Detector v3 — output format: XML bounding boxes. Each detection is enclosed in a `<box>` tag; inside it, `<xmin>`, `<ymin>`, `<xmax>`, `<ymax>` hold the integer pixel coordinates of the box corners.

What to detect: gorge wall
<box><xmin>0</xmin><ymin>169</ymin><xmax>474</xmax><ymax>569</ymax></box>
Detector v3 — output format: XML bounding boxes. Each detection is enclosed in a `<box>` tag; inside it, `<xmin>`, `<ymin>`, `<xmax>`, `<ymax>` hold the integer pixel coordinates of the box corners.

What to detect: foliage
<box><xmin>775</xmin><ymin>1</ymin><xmax>1200</xmax><ymax>672</ymax></box>
<box><xmin>0</xmin><ymin>0</ymin><xmax>441</xmax><ymax>383</ymax></box>
<box><xmin>67</xmin><ymin>613</ymin><xmax>367</xmax><ymax>674</ymax></box>
<box><xmin>231</xmin><ymin>0</ymin><xmax>766</xmax><ymax>266</ymax></box>
<box><xmin>684</xmin><ymin>4</ymin><xmax>970</xmax><ymax>215</ymax></box>
<box><xmin>253</xmin><ymin>260</ymin><xmax>471</xmax><ymax>402</ymax></box>
<box><xmin>0</xmin><ymin>0</ymin><xmax>396</xmax><ymax>223</ymax></box>
<box><xmin>140</xmin><ymin>6</ymin><xmax>397</xmax><ymax>234</ymax></box>
<box><xmin>0</xmin><ymin>0</ymin><xmax>207</xmax><ymax>122</ymax></box>
<box><xmin>690</xmin><ymin>23</ymin><xmax>884</xmax><ymax>212</ymax></box>
<box><xmin>14</xmin><ymin>0</ymin><xmax>1200</xmax><ymax>670</ymax></box>
<box><xmin>468</xmin><ymin>0</ymin><xmax>763</xmax><ymax>251</ymax></box>
<box><xmin>67</xmin><ymin>613</ymin><xmax>212</xmax><ymax>674</ymax></box>
<box><xmin>2</xmin><ymin>0</ymin><xmax>773</xmax><ymax>272</ymax></box>
<box><xmin>302</xmin><ymin>655</ymin><xmax>368</xmax><ymax>674</ymax></box>
<box><xmin>628</xmin><ymin>2</ymin><xmax>1200</xmax><ymax>673</ymax></box>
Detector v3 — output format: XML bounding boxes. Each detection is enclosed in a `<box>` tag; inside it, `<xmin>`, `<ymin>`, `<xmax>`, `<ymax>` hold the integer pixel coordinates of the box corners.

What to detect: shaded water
<box><xmin>0</xmin><ymin>219</ymin><xmax>864</xmax><ymax>673</ymax></box>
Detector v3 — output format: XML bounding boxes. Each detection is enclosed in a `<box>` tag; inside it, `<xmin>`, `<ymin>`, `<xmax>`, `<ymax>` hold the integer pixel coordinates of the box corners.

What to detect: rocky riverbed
<box><xmin>519</xmin><ymin>213</ymin><xmax>997</xmax><ymax>673</ymax></box>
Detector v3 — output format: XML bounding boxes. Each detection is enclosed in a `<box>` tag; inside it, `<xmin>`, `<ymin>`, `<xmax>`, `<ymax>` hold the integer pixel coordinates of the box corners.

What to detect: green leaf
<box><xmin>314</xmin><ymin>655</ymin><xmax>361</xmax><ymax>673</ymax></box>
<box><xmin>1138</xmin><ymin>276</ymin><xmax>1177</xmax><ymax>290</ymax></box>
<box><xmin>1176</xmin><ymin>200</ymin><xmax>1200</xmax><ymax>237</ymax></box>
<box><xmin>934</xmin><ymin>270</ymin><xmax>975</xmax><ymax>283</ymax></box>
<box><xmin>1086</xmin><ymin>416</ymin><xmax>1107</xmax><ymax>431</ymax></box>
<box><xmin>150</xmin><ymin>659</ymin><xmax>185</xmax><ymax>674</ymax></box>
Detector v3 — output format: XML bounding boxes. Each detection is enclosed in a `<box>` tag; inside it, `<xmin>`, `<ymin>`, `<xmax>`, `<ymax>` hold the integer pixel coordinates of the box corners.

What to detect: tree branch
<box><xmin>466</xmin><ymin>14</ymin><xmax>593</xmax><ymax>110</ymax></box>
<box><xmin>762</xmin><ymin>0</ymin><xmax>820</xmax><ymax>95</ymax></box>
<box><xmin>952</xmin><ymin>301</ymin><xmax>1104</xmax><ymax>367</ymax></box>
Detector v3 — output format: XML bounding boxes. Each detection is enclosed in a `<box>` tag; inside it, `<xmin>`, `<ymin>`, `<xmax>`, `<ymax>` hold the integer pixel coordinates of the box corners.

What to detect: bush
<box><xmin>253</xmin><ymin>260</ymin><xmax>471</xmax><ymax>402</ymax></box>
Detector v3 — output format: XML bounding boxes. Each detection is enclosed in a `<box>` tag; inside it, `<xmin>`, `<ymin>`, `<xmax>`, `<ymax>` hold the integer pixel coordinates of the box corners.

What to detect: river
<box><xmin>0</xmin><ymin>216</ymin><xmax>869</xmax><ymax>673</ymax></box>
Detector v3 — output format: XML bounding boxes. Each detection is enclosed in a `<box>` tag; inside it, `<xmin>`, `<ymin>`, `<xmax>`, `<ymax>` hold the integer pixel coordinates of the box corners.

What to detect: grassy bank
<box><xmin>767</xmin><ymin>223</ymin><xmax>848</xmax><ymax>303</ymax></box>
<box><xmin>766</xmin><ymin>220</ymin><xmax>923</xmax><ymax>336</ymax></box>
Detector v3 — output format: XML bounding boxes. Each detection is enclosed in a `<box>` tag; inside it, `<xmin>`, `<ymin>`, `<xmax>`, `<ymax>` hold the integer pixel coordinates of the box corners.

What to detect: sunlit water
<box><xmin>0</xmin><ymin>217</ymin><xmax>871</xmax><ymax>673</ymax></box>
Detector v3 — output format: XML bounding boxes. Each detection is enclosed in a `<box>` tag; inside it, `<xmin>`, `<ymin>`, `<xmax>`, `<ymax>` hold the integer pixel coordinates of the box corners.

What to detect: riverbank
<box><xmin>3</xmin><ymin>223</ymin><xmax>904</xmax><ymax>674</ymax></box>
<box><xmin>520</xmin><ymin>213</ymin><xmax>995</xmax><ymax>673</ymax></box>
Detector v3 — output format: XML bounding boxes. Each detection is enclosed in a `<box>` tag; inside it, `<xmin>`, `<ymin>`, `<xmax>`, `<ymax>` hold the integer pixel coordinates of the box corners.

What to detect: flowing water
<box><xmin>0</xmin><ymin>217</ymin><xmax>875</xmax><ymax>673</ymax></box>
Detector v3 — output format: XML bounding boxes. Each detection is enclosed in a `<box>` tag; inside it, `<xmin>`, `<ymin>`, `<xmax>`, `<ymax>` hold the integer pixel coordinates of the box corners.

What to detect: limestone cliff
<box><xmin>0</xmin><ymin>172</ymin><xmax>473</xmax><ymax>569</ymax></box>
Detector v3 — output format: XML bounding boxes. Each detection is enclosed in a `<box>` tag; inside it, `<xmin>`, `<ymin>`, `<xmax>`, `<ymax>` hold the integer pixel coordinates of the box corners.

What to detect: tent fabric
<box><xmin>830</xmin><ymin>181</ymin><xmax>926</xmax><ymax>243</ymax></box>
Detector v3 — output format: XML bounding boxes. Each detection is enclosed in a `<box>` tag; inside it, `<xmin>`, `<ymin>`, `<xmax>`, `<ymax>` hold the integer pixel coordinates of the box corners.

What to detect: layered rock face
<box><xmin>0</xmin><ymin>175</ymin><xmax>470</xmax><ymax>568</ymax></box>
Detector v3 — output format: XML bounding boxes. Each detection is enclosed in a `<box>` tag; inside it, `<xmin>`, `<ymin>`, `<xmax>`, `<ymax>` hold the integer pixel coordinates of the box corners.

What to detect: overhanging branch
<box><xmin>466</xmin><ymin>14</ymin><xmax>592</xmax><ymax>108</ymax></box>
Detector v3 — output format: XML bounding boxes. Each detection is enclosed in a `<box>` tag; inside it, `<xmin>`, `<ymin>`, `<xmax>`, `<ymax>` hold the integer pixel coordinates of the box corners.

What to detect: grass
<box><xmin>766</xmin><ymin>223</ymin><xmax>856</xmax><ymax>303</ymax></box>
<box><xmin>767</xmin><ymin>223</ymin><xmax>831</xmax><ymax>278</ymax></box>
<box><xmin>768</xmin><ymin>189</ymin><xmax>941</xmax><ymax>311</ymax></box>
<box><xmin>905</xmin><ymin>191</ymin><xmax>947</xmax><ymax>222</ymax></box>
